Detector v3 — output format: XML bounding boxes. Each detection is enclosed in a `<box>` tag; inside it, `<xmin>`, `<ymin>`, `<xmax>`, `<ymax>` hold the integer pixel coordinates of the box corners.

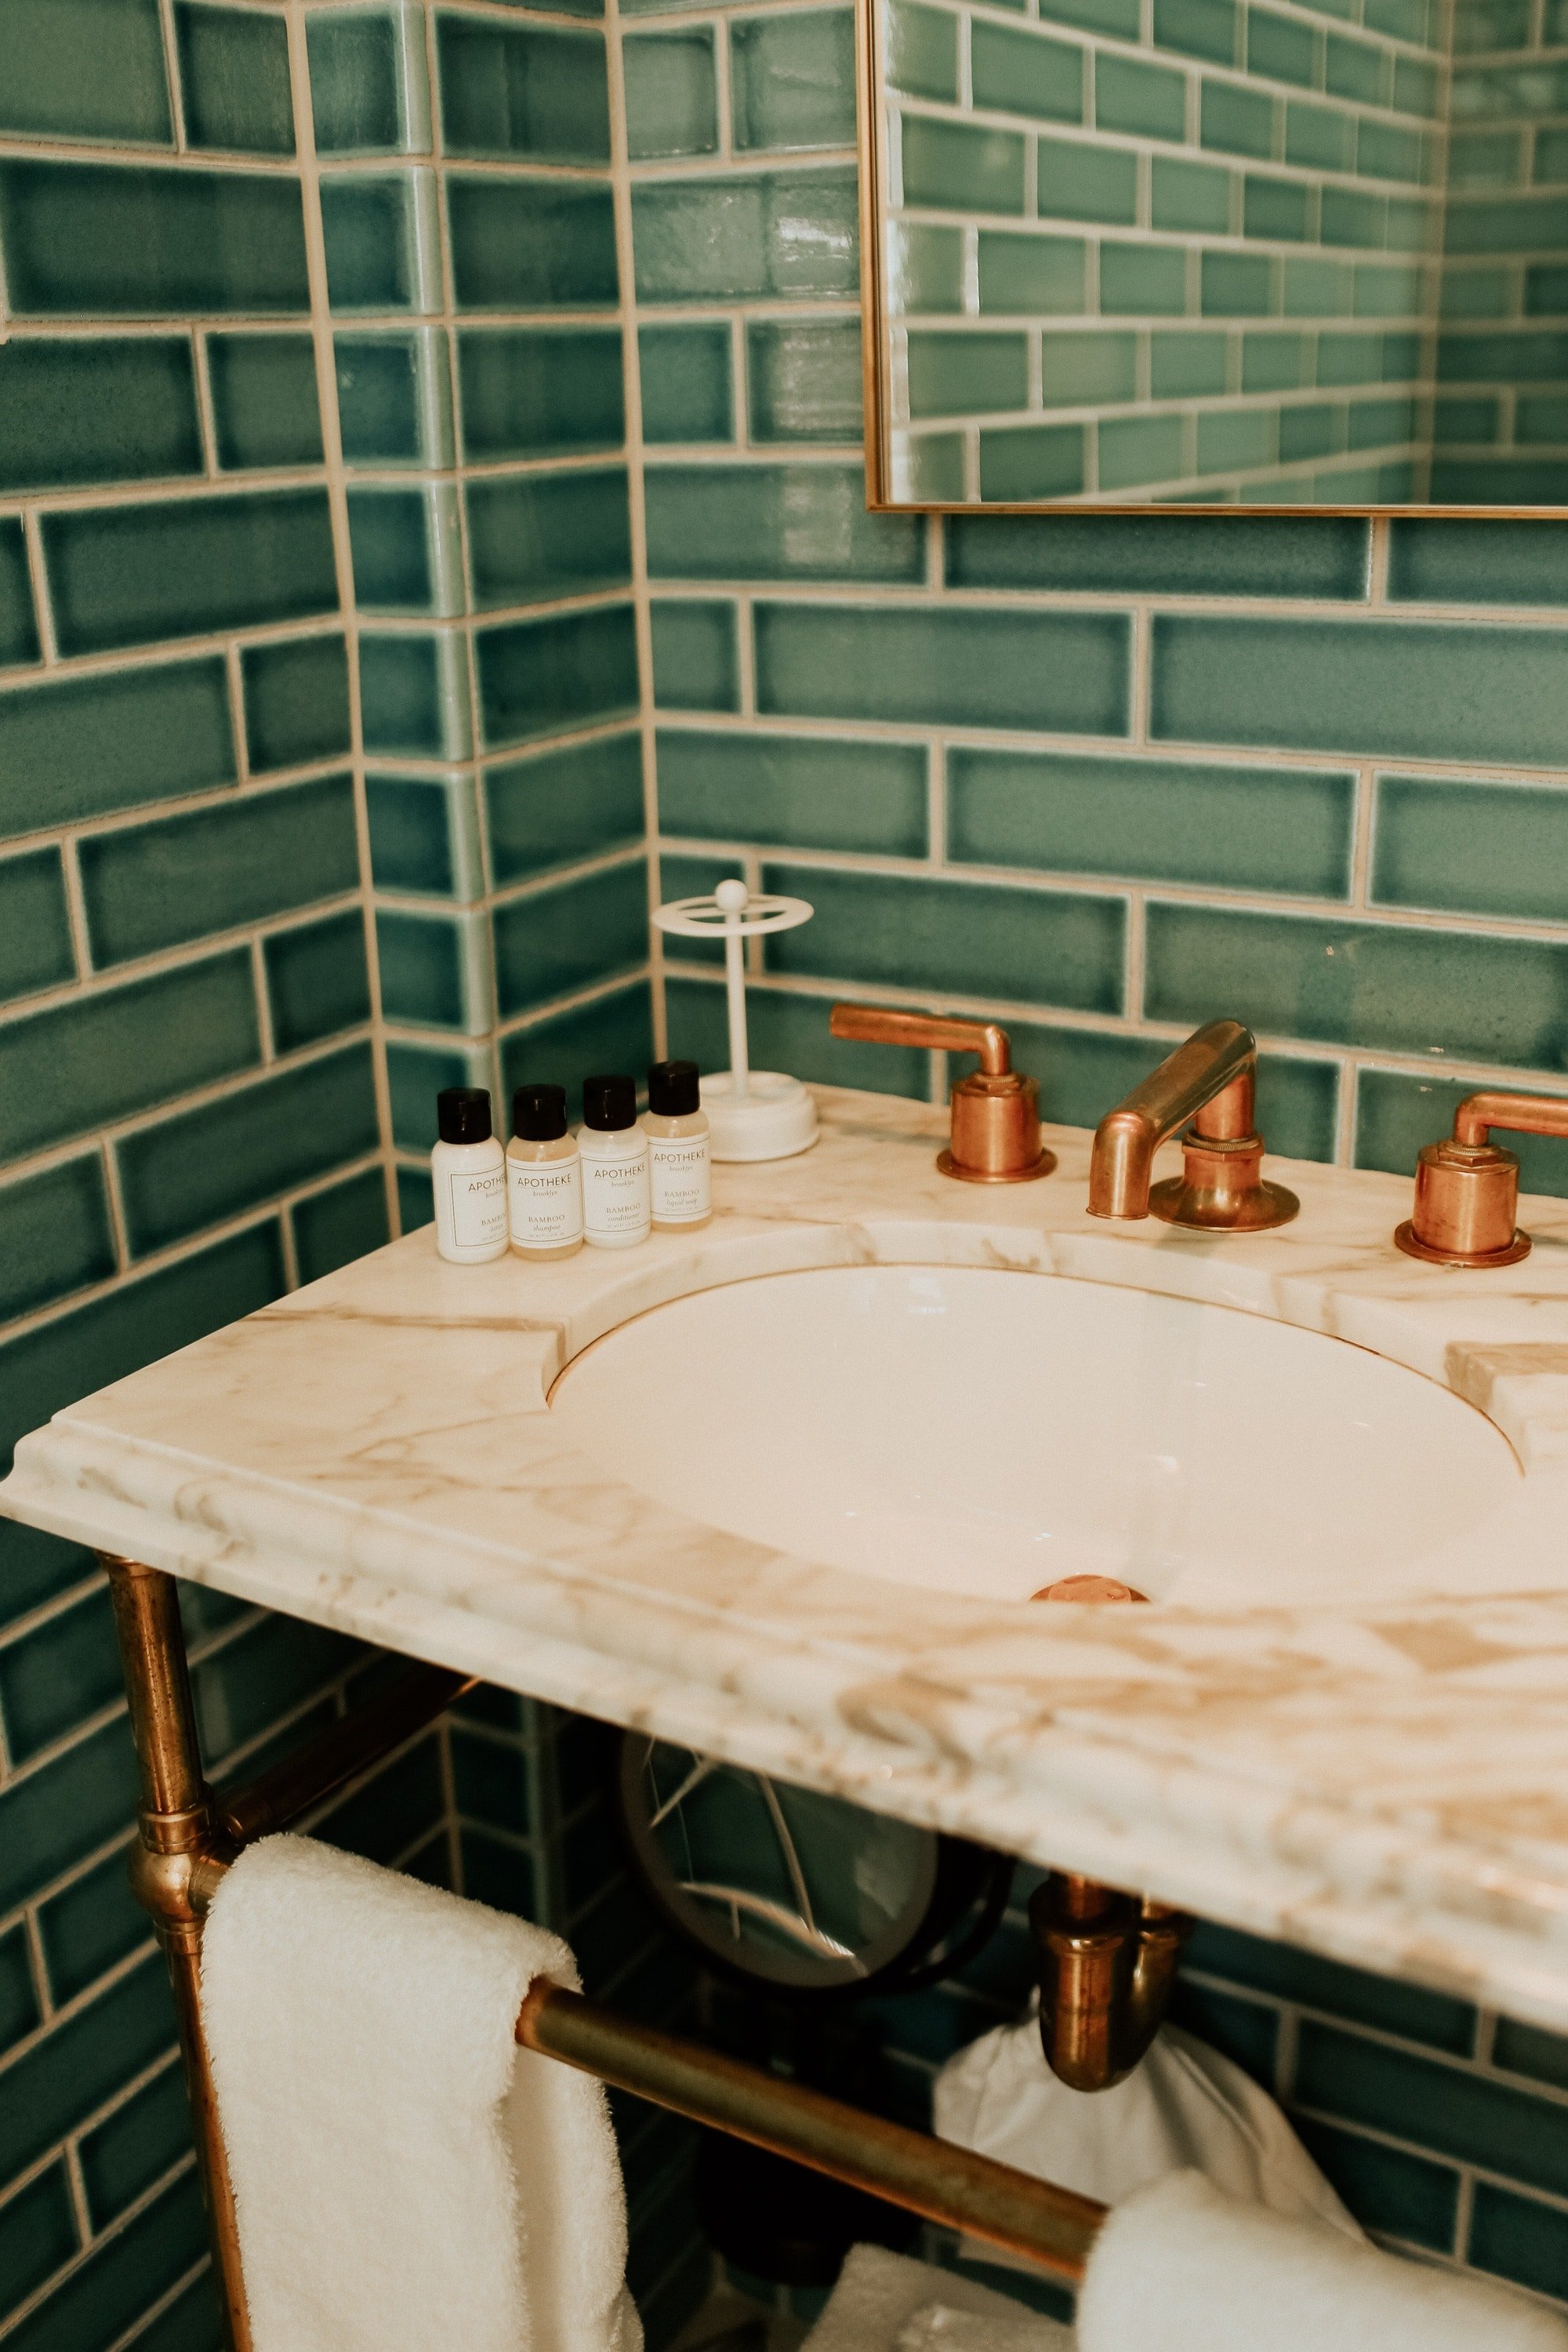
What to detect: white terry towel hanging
<box><xmin>201</xmin><ymin>1834</ymin><xmax>643</xmax><ymax>2352</ymax></box>
<box><xmin>1076</xmin><ymin>2169</ymin><xmax>1568</xmax><ymax>2350</ymax></box>
<box><xmin>934</xmin><ymin>2014</ymin><xmax>1356</xmax><ymax>2262</ymax></box>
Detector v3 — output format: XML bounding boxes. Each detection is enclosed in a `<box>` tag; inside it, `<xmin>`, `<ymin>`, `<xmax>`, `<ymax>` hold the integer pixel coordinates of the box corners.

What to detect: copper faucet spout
<box><xmin>1087</xmin><ymin>1020</ymin><xmax>1258</xmax><ymax>1220</ymax></box>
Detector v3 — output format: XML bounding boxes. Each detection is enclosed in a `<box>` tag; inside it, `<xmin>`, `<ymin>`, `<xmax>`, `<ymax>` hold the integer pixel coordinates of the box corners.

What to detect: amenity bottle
<box><xmin>431</xmin><ymin>1087</ymin><xmax>507</xmax><ymax>1264</ymax></box>
<box><xmin>643</xmin><ymin>1060</ymin><xmax>712</xmax><ymax>1231</ymax></box>
<box><xmin>507</xmin><ymin>1083</ymin><xmax>584</xmax><ymax>1260</ymax></box>
<box><xmin>579</xmin><ymin>1074</ymin><xmax>652</xmax><ymax>1249</ymax></box>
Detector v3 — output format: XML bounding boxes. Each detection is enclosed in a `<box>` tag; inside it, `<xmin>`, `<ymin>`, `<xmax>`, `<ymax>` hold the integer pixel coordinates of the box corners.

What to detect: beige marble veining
<box><xmin>7</xmin><ymin>1087</ymin><xmax>1568</xmax><ymax>2023</ymax></box>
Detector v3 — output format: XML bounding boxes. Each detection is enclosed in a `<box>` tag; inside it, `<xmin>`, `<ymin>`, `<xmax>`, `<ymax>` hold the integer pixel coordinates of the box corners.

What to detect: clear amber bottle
<box><xmin>643</xmin><ymin>1060</ymin><xmax>712</xmax><ymax>1231</ymax></box>
<box><xmin>506</xmin><ymin>1083</ymin><xmax>583</xmax><ymax>1260</ymax></box>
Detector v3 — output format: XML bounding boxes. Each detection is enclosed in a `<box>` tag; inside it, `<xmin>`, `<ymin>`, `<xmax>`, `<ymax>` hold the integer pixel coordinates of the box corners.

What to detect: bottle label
<box><xmin>448</xmin><ymin>1167</ymin><xmax>507</xmax><ymax>1249</ymax></box>
<box><xmin>582</xmin><ymin>1149</ymin><xmax>650</xmax><ymax>1242</ymax></box>
<box><xmin>648</xmin><ymin>1134</ymin><xmax>711</xmax><ymax>1225</ymax></box>
<box><xmin>509</xmin><ymin>1158</ymin><xmax>583</xmax><ymax>1250</ymax></box>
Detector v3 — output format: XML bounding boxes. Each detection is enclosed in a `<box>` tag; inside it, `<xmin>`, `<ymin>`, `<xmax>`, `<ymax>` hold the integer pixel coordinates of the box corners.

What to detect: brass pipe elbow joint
<box><xmin>1031</xmin><ymin>1875</ymin><xmax>1194</xmax><ymax>2092</ymax></box>
<box><xmin>1088</xmin><ymin>1019</ymin><xmax>1298</xmax><ymax>1233</ymax></box>
<box><xmin>1395</xmin><ymin>1090</ymin><xmax>1568</xmax><ymax>1269</ymax></box>
<box><xmin>829</xmin><ymin>1003</ymin><xmax>1053</xmax><ymax>1182</ymax></box>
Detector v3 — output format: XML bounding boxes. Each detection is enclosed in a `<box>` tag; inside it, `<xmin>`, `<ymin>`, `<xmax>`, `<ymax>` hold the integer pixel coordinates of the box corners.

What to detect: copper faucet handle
<box><xmin>1395</xmin><ymin>1090</ymin><xmax>1568</xmax><ymax>1270</ymax></box>
<box><xmin>829</xmin><ymin>1002</ymin><xmax>1011</xmax><ymax>1076</ymax></box>
<box><xmin>1088</xmin><ymin>1020</ymin><xmax>1298</xmax><ymax>1232</ymax></box>
<box><xmin>827</xmin><ymin>1002</ymin><xmax>1053</xmax><ymax>1185</ymax></box>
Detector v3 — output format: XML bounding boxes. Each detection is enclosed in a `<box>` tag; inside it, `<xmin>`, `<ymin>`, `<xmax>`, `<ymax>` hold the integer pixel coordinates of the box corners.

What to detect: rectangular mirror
<box><xmin>858</xmin><ymin>0</ymin><xmax>1568</xmax><ymax>510</ymax></box>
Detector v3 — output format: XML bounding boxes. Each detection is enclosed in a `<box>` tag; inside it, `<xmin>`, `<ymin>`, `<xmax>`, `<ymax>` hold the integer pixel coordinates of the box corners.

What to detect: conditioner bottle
<box><xmin>579</xmin><ymin>1073</ymin><xmax>651</xmax><ymax>1249</ymax></box>
<box><xmin>643</xmin><ymin>1060</ymin><xmax>711</xmax><ymax>1231</ymax></box>
<box><xmin>507</xmin><ymin>1082</ymin><xmax>583</xmax><ymax>1260</ymax></box>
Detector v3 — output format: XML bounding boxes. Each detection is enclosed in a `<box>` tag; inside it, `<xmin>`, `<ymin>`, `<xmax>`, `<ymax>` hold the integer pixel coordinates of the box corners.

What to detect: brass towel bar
<box><xmin>101</xmin><ymin>1553</ymin><xmax>1105</xmax><ymax>2352</ymax></box>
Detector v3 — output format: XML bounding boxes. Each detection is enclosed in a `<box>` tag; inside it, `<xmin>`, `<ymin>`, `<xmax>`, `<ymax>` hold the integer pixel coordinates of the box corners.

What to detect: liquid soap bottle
<box><xmin>507</xmin><ymin>1082</ymin><xmax>584</xmax><ymax>1260</ymax></box>
<box><xmin>431</xmin><ymin>1087</ymin><xmax>507</xmax><ymax>1264</ymax></box>
<box><xmin>579</xmin><ymin>1073</ymin><xmax>652</xmax><ymax>1248</ymax></box>
<box><xmin>643</xmin><ymin>1059</ymin><xmax>712</xmax><ymax>1231</ymax></box>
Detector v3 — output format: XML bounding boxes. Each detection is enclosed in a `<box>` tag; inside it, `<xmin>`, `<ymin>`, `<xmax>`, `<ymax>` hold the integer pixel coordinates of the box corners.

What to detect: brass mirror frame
<box><xmin>854</xmin><ymin>0</ymin><xmax>1566</xmax><ymax>520</ymax></box>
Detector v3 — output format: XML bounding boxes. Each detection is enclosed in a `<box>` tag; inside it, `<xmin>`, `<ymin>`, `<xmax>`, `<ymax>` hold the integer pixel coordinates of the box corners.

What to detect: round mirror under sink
<box><xmin>549</xmin><ymin>1265</ymin><xmax>1521</xmax><ymax>1609</ymax></box>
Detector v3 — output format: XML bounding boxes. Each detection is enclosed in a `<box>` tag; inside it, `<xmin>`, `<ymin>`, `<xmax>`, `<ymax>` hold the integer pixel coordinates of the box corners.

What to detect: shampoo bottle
<box><xmin>431</xmin><ymin>1087</ymin><xmax>507</xmax><ymax>1264</ymax></box>
<box><xmin>643</xmin><ymin>1059</ymin><xmax>712</xmax><ymax>1230</ymax></box>
<box><xmin>507</xmin><ymin>1082</ymin><xmax>583</xmax><ymax>1260</ymax></box>
<box><xmin>579</xmin><ymin>1073</ymin><xmax>651</xmax><ymax>1249</ymax></box>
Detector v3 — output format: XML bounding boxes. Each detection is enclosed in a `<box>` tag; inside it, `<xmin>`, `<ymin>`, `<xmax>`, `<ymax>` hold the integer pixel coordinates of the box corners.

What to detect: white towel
<box><xmin>1076</xmin><ymin>2169</ymin><xmax>1568</xmax><ymax>2351</ymax></box>
<box><xmin>801</xmin><ymin>2245</ymin><xmax>1073</xmax><ymax>2352</ymax></box>
<box><xmin>201</xmin><ymin>1834</ymin><xmax>642</xmax><ymax>2352</ymax></box>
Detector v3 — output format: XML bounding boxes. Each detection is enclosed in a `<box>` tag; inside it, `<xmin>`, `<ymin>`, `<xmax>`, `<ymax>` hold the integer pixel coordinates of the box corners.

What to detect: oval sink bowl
<box><xmin>550</xmin><ymin>1266</ymin><xmax>1520</xmax><ymax>1608</ymax></box>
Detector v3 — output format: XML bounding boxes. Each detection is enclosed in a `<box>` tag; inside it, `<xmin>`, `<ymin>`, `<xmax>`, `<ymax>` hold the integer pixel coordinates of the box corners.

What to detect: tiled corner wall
<box><xmin>877</xmin><ymin>0</ymin><xmax>1444</xmax><ymax>501</ymax></box>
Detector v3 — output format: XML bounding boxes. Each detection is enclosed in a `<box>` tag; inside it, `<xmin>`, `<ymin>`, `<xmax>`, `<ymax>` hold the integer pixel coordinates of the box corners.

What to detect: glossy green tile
<box><xmin>978</xmin><ymin>230</ymin><xmax>1085</xmax><ymax>315</ymax></box>
<box><xmin>1151</xmin><ymin>155</ymin><xmax>1232</xmax><ymax>234</ymax></box>
<box><xmin>1201</xmin><ymin>77</ymin><xmax>1275</xmax><ymax>157</ymax></box>
<box><xmin>466</xmin><ymin>468</ymin><xmax>631</xmax><ymax>608</ymax></box>
<box><xmin>0</xmin><ymin>2164</ymin><xmax>76</xmax><ymax>2328</ymax></box>
<box><xmin>1434</xmin><ymin>394</ymin><xmax>1501</xmax><ymax>443</ymax></box>
<box><xmin>337</xmin><ymin>332</ymin><xmax>435</xmax><ymax>463</ymax></box>
<box><xmin>645</xmin><ymin>461</ymin><xmax>923</xmax><ymax>582</ymax></box>
<box><xmin>658</xmin><ymin>728</ymin><xmax>927</xmax><ymax>855</ymax></box>
<box><xmin>0</xmin><ymin>1921</ymin><xmax>42</xmax><ymax>2057</ymax></box>
<box><xmin>1493</xmin><ymin>2017</ymin><xmax>1568</xmax><ymax>2092</ymax></box>
<box><xmin>1321</xmin><ymin>185</ymin><xmax>1385</xmax><ymax>250</ymax></box>
<box><xmin>756</xmin><ymin>601</ymin><xmax>1128</xmax><ymax>732</ymax></box>
<box><xmin>395</xmin><ymin>1162</ymin><xmax>435</xmax><ymax>1228</ymax></box>
<box><xmin>0</xmin><ymin>518</ymin><xmax>38</xmax><ymax>671</ymax></box>
<box><xmin>0</xmin><ymin>1954</ymin><xmax>171</xmax><ymax>2186</ymax></box>
<box><xmin>476</xmin><ymin>601</ymin><xmax>638</xmax><ymax>747</ymax></box>
<box><xmin>3</xmin><ymin>2173</ymin><xmax>208</xmax><ymax>2352</ymax></box>
<box><xmin>1468</xmin><ymin>2183</ymin><xmax>1568</xmax><ymax>2302</ymax></box>
<box><xmin>486</xmin><ymin>731</ymin><xmax>644</xmax><ymax>884</ymax></box>
<box><xmin>949</xmin><ymin>512</ymin><xmax>1365</xmax><ymax>596</ymax></box>
<box><xmin>0</xmin><ymin>1716</ymin><xmax>136</xmax><ymax>1933</ymax></box>
<box><xmin>309</xmin><ymin>8</ymin><xmax>408</xmax><ymax>154</ymax></box>
<box><xmin>437</xmin><ymin>15</ymin><xmax>608</xmax><ymax>162</ymax></box>
<box><xmin>1247</xmin><ymin>6</ymin><xmax>1315</xmax><ymax>85</ymax></box>
<box><xmin>1374</xmin><ymin>774</ymin><xmax>1568</xmax><ymax>925</ymax></box>
<box><xmin>207</xmin><ymin>331</ymin><xmax>323</xmax><ymax>471</ymax></box>
<box><xmin>0</xmin><ymin>658</ymin><xmax>234</xmax><ymax>836</ymax></box>
<box><xmin>1098</xmin><ymin>412</ymin><xmax>1185</xmax><ymax>488</ymax></box>
<box><xmin>746</xmin><ymin>317</ymin><xmax>860</xmax><ymax>443</ymax></box>
<box><xmin>1357</xmin><ymin>119</ymin><xmax>1425</xmax><ymax>184</ymax></box>
<box><xmin>321</xmin><ymin>173</ymin><xmax>428</xmax><ymax>311</ymax></box>
<box><xmin>633</xmin><ymin>169</ymin><xmax>857</xmax><ymax>301</ymax></box>
<box><xmin>0</xmin><ymin>0</ymin><xmax>169</xmax><ymax>144</ymax></box>
<box><xmin>1324</xmin><ymin>28</ymin><xmax>1386</xmax><ymax>103</ymax></box>
<box><xmin>449</xmin><ymin>176</ymin><xmax>619</xmax><ymax>310</ymax></box>
<box><xmin>1184</xmin><ymin>1919</ymin><xmax>1476</xmax><ymax>2050</ymax></box>
<box><xmin>909</xmin><ymin>329</ymin><xmax>1029</xmax><ymax>416</ymax></box>
<box><xmin>1243</xmin><ymin>330</ymin><xmax>1304</xmax><ymax>390</ymax></box>
<box><xmin>973</xmin><ymin>21</ymin><xmax>1083</xmax><ymax>122</ymax></box>
<box><xmin>1293</xmin><ymin>2120</ymin><xmax>1459</xmax><ymax>2251</ymax></box>
<box><xmin>318</xmin><ymin>1730</ymin><xmax>446</xmax><ymax>1864</ymax></box>
<box><xmin>493</xmin><ymin>858</ymin><xmax>648</xmax><ymax>1015</ymax></box>
<box><xmin>652</xmin><ymin>600</ymin><xmax>739</xmax><ymax>710</ymax></box>
<box><xmin>949</xmin><ymin>747</ymin><xmax>1352</xmax><ymax>895</ymax></box>
<box><xmin>892</xmin><ymin>223</ymin><xmax>965</xmax><ymax>315</ymax></box>
<box><xmin>886</xmin><ymin>0</ymin><xmax>959</xmax><ymax>99</ymax></box>
<box><xmin>0</xmin><ymin>1529</ymin><xmax>99</xmax><ymax>1642</ymax></box>
<box><xmin>292</xmin><ymin>1168</ymin><xmax>389</xmax><ymax>1284</ymax></box>
<box><xmin>78</xmin><ymin>2062</ymin><xmax>190</xmax><ymax>2230</ymax></box>
<box><xmin>1516</xmin><ymin>395</ymin><xmax>1568</xmax><ymax>444</ymax></box>
<box><xmin>368</xmin><ymin>772</ymin><xmax>463</xmax><ymax>896</ymax></box>
<box><xmin>176</xmin><ymin>2</ymin><xmax>294</xmax><ymax>154</ymax></box>
<box><xmin>763</xmin><ymin>862</ymin><xmax>1124</xmax><ymax>1014</ymax></box>
<box><xmin>626</xmin><ymin>29</ymin><xmax>717</xmax><ymax>158</ymax></box>
<box><xmin>264</xmin><ymin>908</ymin><xmax>372</xmax><ymax>1050</ymax></box>
<box><xmin>80</xmin><ymin>774</ymin><xmax>358</xmax><ymax>967</ymax></box>
<box><xmin>641</xmin><ymin>324</ymin><xmax>733</xmax><ymax>444</ymax></box>
<box><xmin>1100</xmin><ymin>241</ymin><xmax>1188</xmax><ymax>314</ymax></box>
<box><xmin>1296</xmin><ymin>2022</ymin><xmax>1568</xmax><ymax>2199</ymax></box>
<box><xmin>458</xmin><ymin>326</ymin><xmax>623</xmax><ymax>461</ymax></box>
<box><xmin>192</xmin><ymin>1609</ymin><xmax>357</xmax><ymax>1761</ymax></box>
<box><xmin>1198</xmin><ymin>405</ymin><xmax>1277</xmax><ymax>472</ymax></box>
<box><xmin>386</xmin><ymin>1039</ymin><xmax>481</xmax><ymax>1150</ymax></box>
<box><xmin>902</xmin><ymin>116</ymin><xmax>1025</xmax><ymax>213</ymax></box>
<box><xmin>0</xmin><ymin>951</ymin><xmax>259</xmax><ymax>1163</ymax></box>
<box><xmin>731</xmin><ymin>9</ymin><xmax>857</xmax><ymax>150</ymax></box>
<box><xmin>1318</xmin><ymin>330</ymin><xmax>1384</xmax><ymax>384</ymax></box>
<box><xmin>978</xmin><ymin>423</ymin><xmax>1086</xmax><ymax>498</ymax></box>
<box><xmin>376</xmin><ymin>906</ymin><xmax>474</xmax><ymax>1029</ymax></box>
<box><xmin>666</xmin><ymin>975</ymin><xmax>920</xmax><ymax>1097</ymax></box>
<box><xmin>1039</xmin><ymin>134</ymin><xmax>1138</xmax><ymax>223</ymax></box>
<box><xmin>1156</xmin><ymin>0</ymin><xmax>1236</xmax><ymax>60</ymax></box>
<box><xmin>1246</xmin><ymin>172</ymin><xmax>1311</xmax><ymax>241</ymax></box>
<box><xmin>0</xmin><ymin>338</ymin><xmax>201</xmax><ymax>495</ymax></box>
<box><xmin>1040</xmin><ymin>329</ymin><xmax>1137</xmax><ymax>404</ymax></box>
<box><xmin>1279</xmin><ymin>402</ymin><xmax>1341</xmax><ymax>461</ymax></box>
<box><xmin>117</xmin><ymin>1042</ymin><xmax>379</xmax><ymax>1254</ymax></box>
<box><xmin>347</xmin><ymin>485</ymin><xmax>441</xmax><ymax>613</ymax></box>
<box><xmin>0</xmin><ymin>160</ymin><xmax>310</xmax><ymax>317</ymax></box>
<box><xmin>1096</xmin><ymin>53</ymin><xmax>1187</xmax><ymax>140</ymax></box>
<box><xmin>1151</xmin><ymin>330</ymin><xmax>1228</xmax><ymax>397</ymax></box>
<box><xmin>1151</xmin><ymin>612</ymin><xmax>1568</xmax><ymax>766</ymax></box>
<box><xmin>0</xmin><ymin>1158</ymin><xmax>115</xmax><ymax>1327</ymax></box>
<box><xmin>359</xmin><ymin>629</ymin><xmax>468</xmax><ymax>757</ymax></box>
<box><xmin>242</xmin><ymin>633</ymin><xmax>351</xmax><ymax>773</ymax></box>
<box><xmin>1167</xmin><ymin>1977</ymin><xmax>1278</xmax><ymax>2082</ymax></box>
<box><xmin>43</xmin><ymin>488</ymin><xmax>337</xmax><ymax>657</ymax></box>
<box><xmin>0</xmin><ymin>848</ymin><xmax>75</xmax><ymax>1004</ymax></box>
<box><xmin>1388</xmin><ymin>519</ymin><xmax>1568</xmax><ymax>607</ymax></box>
<box><xmin>1355</xmin><ymin>1069</ymin><xmax>1568</xmax><ymax>1196</ymax></box>
<box><xmin>1147</xmin><ymin>901</ymin><xmax>1568</xmax><ymax>1069</ymax></box>
<box><xmin>1202</xmin><ymin>249</ymin><xmax>1272</xmax><ymax>314</ymax></box>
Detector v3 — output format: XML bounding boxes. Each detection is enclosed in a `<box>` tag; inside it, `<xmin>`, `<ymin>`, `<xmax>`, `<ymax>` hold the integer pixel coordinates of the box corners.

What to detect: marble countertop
<box><xmin>8</xmin><ymin>1087</ymin><xmax>1568</xmax><ymax>2024</ymax></box>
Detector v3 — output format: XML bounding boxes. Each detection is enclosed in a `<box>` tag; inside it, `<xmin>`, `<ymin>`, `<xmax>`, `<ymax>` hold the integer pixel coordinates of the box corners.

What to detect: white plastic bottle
<box><xmin>431</xmin><ymin>1087</ymin><xmax>507</xmax><ymax>1264</ymax></box>
<box><xmin>579</xmin><ymin>1073</ymin><xmax>652</xmax><ymax>1248</ymax></box>
<box><xmin>643</xmin><ymin>1058</ymin><xmax>712</xmax><ymax>1230</ymax></box>
<box><xmin>507</xmin><ymin>1082</ymin><xmax>583</xmax><ymax>1260</ymax></box>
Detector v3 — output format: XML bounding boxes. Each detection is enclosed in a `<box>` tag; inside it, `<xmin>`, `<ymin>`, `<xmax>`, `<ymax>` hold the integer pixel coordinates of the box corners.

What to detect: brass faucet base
<box><xmin>1150</xmin><ymin>1174</ymin><xmax>1299</xmax><ymax>1231</ymax></box>
<box><xmin>1393</xmin><ymin>1218</ymin><xmax>1532</xmax><ymax>1269</ymax></box>
<box><xmin>937</xmin><ymin>1144</ymin><xmax>1055</xmax><ymax>1185</ymax></box>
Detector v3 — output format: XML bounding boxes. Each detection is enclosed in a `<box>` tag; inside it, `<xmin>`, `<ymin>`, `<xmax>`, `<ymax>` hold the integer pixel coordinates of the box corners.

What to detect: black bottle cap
<box><xmin>512</xmin><ymin>1082</ymin><xmax>568</xmax><ymax>1142</ymax></box>
<box><xmin>583</xmin><ymin>1073</ymin><xmax>637</xmax><ymax>1131</ymax></box>
<box><xmin>437</xmin><ymin>1087</ymin><xmax>492</xmax><ymax>1145</ymax></box>
<box><xmin>647</xmin><ymin>1059</ymin><xmax>700</xmax><ymax>1118</ymax></box>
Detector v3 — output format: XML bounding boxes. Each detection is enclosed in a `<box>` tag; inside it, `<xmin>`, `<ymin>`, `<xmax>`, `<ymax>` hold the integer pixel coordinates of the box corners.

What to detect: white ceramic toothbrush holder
<box><xmin>652</xmin><ymin>880</ymin><xmax>819</xmax><ymax>1161</ymax></box>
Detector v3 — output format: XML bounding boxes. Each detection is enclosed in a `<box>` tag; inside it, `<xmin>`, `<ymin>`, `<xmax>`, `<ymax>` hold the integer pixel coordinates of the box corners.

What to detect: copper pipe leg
<box><xmin>101</xmin><ymin>1556</ymin><xmax>252</xmax><ymax>2352</ymax></box>
<box><xmin>1030</xmin><ymin>1871</ymin><xmax>1193</xmax><ymax>2092</ymax></box>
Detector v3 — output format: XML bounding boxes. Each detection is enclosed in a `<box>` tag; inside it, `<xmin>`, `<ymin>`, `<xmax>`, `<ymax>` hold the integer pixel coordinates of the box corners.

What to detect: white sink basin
<box><xmin>550</xmin><ymin>1265</ymin><xmax>1521</xmax><ymax>1608</ymax></box>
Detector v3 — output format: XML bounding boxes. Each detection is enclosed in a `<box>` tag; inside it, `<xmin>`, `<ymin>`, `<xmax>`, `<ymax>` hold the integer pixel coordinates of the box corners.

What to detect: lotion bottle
<box><xmin>507</xmin><ymin>1082</ymin><xmax>583</xmax><ymax>1260</ymax></box>
<box><xmin>643</xmin><ymin>1059</ymin><xmax>712</xmax><ymax>1230</ymax></box>
<box><xmin>579</xmin><ymin>1073</ymin><xmax>651</xmax><ymax>1248</ymax></box>
<box><xmin>431</xmin><ymin>1087</ymin><xmax>507</xmax><ymax>1264</ymax></box>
